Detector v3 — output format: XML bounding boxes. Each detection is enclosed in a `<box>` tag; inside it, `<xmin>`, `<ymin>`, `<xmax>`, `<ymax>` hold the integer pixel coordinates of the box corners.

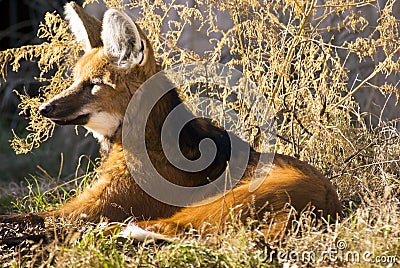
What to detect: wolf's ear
<box><xmin>101</xmin><ymin>9</ymin><xmax>146</xmax><ymax>68</ymax></box>
<box><xmin>64</xmin><ymin>2</ymin><xmax>103</xmax><ymax>52</ymax></box>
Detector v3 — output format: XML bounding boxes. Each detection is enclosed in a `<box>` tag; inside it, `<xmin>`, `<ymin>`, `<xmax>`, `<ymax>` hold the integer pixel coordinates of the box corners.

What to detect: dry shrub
<box><xmin>0</xmin><ymin>0</ymin><xmax>399</xmax><ymax>244</ymax></box>
<box><xmin>0</xmin><ymin>12</ymin><xmax>81</xmax><ymax>154</ymax></box>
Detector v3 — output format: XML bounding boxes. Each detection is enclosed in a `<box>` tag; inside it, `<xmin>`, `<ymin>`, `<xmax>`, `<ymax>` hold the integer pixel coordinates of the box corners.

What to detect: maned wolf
<box><xmin>1</xmin><ymin>2</ymin><xmax>341</xmax><ymax>239</ymax></box>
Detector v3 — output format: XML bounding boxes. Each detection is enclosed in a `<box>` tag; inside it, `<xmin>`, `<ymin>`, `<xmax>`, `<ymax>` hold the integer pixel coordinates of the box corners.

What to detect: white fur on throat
<box><xmin>84</xmin><ymin>111</ymin><xmax>121</xmax><ymax>140</ymax></box>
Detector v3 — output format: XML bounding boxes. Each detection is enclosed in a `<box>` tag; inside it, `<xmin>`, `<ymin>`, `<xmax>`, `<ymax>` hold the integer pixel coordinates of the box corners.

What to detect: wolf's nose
<box><xmin>39</xmin><ymin>103</ymin><xmax>54</xmax><ymax>117</ymax></box>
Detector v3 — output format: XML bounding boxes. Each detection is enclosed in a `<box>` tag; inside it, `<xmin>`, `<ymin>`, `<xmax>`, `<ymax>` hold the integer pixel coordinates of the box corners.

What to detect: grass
<box><xmin>0</xmin><ymin>208</ymin><xmax>399</xmax><ymax>267</ymax></box>
<box><xmin>0</xmin><ymin>154</ymin><xmax>97</xmax><ymax>215</ymax></box>
<box><xmin>0</xmin><ymin>165</ymin><xmax>399</xmax><ymax>267</ymax></box>
<box><xmin>0</xmin><ymin>0</ymin><xmax>399</xmax><ymax>267</ymax></box>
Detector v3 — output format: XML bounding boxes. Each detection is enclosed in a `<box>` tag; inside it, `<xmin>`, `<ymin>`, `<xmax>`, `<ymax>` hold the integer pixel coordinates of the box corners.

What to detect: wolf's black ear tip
<box><xmin>65</xmin><ymin>2</ymin><xmax>84</xmax><ymax>14</ymax></box>
<box><xmin>65</xmin><ymin>1</ymin><xmax>75</xmax><ymax>9</ymax></box>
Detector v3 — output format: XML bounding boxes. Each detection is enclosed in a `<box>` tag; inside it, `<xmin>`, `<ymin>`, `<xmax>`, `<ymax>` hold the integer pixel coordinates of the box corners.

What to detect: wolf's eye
<box><xmin>91</xmin><ymin>78</ymin><xmax>103</xmax><ymax>86</ymax></box>
<box><xmin>88</xmin><ymin>78</ymin><xmax>104</xmax><ymax>95</ymax></box>
<box><xmin>86</xmin><ymin>78</ymin><xmax>104</xmax><ymax>95</ymax></box>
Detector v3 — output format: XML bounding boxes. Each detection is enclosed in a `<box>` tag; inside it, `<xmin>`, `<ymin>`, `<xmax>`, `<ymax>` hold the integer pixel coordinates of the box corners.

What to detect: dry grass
<box><xmin>0</xmin><ymin>0</ymin><xmax>399</xmax><ymax>267</ymax></box>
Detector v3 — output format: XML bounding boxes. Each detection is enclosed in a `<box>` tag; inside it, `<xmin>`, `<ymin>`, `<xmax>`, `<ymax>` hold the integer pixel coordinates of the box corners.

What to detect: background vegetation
<box><xmin>0</xmin><ymin>0</ymin><xmax>399</xmax><ymax>266</ymax></box>
<box><xmin>0</xmin><ymin>0</ymin><xmax>98</xmax><ymax>184</ymax></box>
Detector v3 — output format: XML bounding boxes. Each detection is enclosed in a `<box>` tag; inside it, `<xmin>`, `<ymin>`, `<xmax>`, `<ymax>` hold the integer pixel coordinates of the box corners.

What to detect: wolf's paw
<box><xmin>118</xmin><ymin>223</ymin><xmax>170</xmax><ymax>242</ymax></box>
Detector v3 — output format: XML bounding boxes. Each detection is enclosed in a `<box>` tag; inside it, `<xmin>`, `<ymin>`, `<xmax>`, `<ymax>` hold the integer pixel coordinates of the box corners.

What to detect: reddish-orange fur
<box><xmin>137</xmin><ymin>156</ymin><xmax>340</xmax><ymax>238</ymax></box>
<box><xmin>0</xmin><ymin>3</ymin><xmax>341</xmax><ymax>240</ymax></box>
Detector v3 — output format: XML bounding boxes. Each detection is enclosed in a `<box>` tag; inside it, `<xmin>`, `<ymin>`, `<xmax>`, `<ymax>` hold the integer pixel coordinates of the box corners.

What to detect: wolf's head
<box><xmin>39</xmin><ymin>2</ymin><xmax>157</xmax><ymax>144</ymax></box>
